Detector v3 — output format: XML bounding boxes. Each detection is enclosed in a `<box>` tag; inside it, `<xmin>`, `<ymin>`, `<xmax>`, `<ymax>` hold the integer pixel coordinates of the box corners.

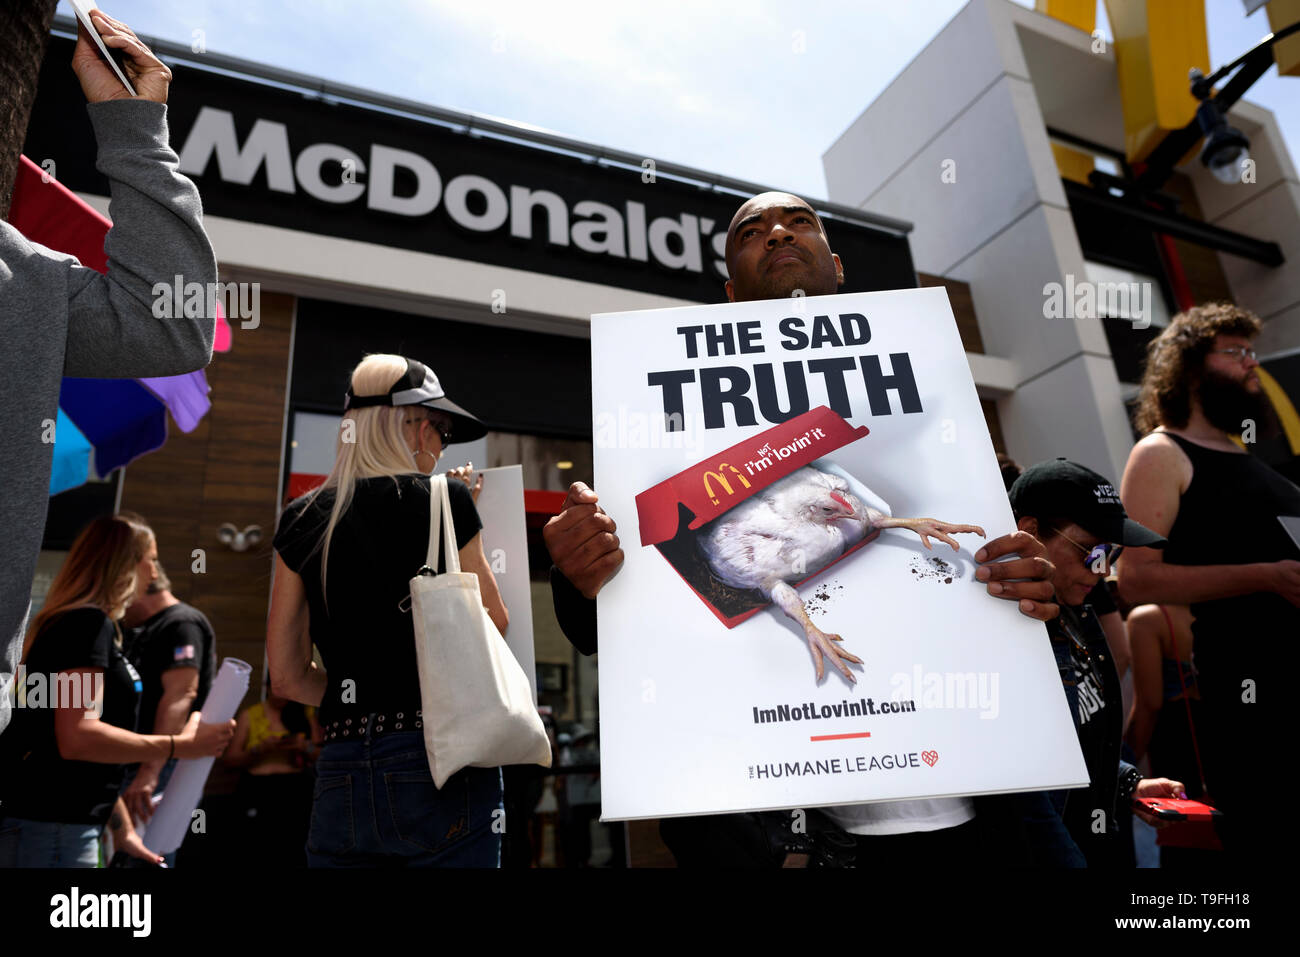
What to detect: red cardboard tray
<box><xmin>635</xmin><ymin>407</ymin><xmax>874</xmax><ymax>628</ymax></box>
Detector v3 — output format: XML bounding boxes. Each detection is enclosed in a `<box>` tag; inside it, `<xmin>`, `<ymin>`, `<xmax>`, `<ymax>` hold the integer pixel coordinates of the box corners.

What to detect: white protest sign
<box><xmin>591</xmin><ymin>287</ymin><xmax>1087</xmax><ymax>821</ymax></box>
<box><xmin>469</xmin><ymin>465</ymin><xmax>537</xmax><ymax>701</ymax></box>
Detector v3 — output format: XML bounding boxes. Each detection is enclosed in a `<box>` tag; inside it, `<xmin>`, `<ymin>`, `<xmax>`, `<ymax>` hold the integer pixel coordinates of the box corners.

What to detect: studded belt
<box><xmin>321</xmin><ymin>709</ymin><xmax>423</xmax><ymax>742</ymax></box>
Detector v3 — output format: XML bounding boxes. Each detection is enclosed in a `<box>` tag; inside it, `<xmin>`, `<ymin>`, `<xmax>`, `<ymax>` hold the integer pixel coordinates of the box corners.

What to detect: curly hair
<box><xmin>1133</xmin><ymin>302</ymin><xmax>1262</xmax><ymax>435</ymax></box>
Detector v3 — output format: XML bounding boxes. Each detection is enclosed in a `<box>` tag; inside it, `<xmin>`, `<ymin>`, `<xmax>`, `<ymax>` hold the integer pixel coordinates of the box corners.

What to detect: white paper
<box><xmin>463</xmin><ymin>465</ymin><xmax>538</xmax><ymax>701</ymax></box>
<box><xmin>591</xmin><ymin>288</ymin><xmax>1090</xmax><ymax>820</ymax></box>
<box><xmin>1279</xmin><ymin>515</ymin><xmax>1300</xmax><ymax>554</ymax></box>
<box><xmin>140</xmin><ymin>658</ymin><xmax>251</xmax><ymax>854</ymax></box>
<box><xmin>69</xmin><ymin>1</ymin><xmax>138</xmax><ymax>97</ymax></box>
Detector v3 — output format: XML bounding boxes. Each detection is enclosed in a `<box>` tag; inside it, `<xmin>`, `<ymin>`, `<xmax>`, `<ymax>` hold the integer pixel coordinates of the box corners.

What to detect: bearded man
<box><xmin>1119</xmin><ymin>302</ymin><xmax>1300</xmax><ymax>862</ymax></box>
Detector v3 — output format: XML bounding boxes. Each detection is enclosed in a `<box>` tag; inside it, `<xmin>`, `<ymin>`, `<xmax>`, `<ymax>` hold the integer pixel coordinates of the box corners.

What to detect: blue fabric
<box><xmin>49</xmin><ymin>408</ymin><xmax>92</xmax><ymax>495</ymax></box>
<box><xmin>59</xmin><ymin>378</ymin><xmax>167</xmax><ymax>477</ymax></box>
<box><xmin>306</xmin><ymin>730</ymin><xmax>502</xmax><ymax>868</ymax></box>
<box><xmin>0</xmin><ymin>817</ymin><xmax>100</xmax><ymax>867</ymax></box>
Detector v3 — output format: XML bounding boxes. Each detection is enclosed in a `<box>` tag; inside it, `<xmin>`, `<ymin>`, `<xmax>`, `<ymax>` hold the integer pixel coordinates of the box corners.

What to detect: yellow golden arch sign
<box><xmin>1037</xmin><ymin>0</ymin><xmax>1299</xmax><ymax>165</ymax></box>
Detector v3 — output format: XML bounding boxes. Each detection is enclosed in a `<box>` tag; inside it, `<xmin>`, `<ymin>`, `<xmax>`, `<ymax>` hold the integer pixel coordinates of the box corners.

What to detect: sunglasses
<box><xmin>1212</xmin><ymin>346</ymin><xmax>1257</xmax><ymax>363</ymax></box>
<box><xmin>1051</xmin><ymin>527</ymin><xmax>1123</xmax><ymax>573</ymax></box>
<box><xmin>425</xmin><ymin>413</ymin><xmax>452</xmax><ymax>445</ymax></box>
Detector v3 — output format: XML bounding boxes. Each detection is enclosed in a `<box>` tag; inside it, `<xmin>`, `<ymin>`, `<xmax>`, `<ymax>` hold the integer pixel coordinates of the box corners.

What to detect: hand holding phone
<box><xmin>69</xmin><ymin>4</ymin><xmax>174</xmax><ymax>105</ymax></box>
<box><xmin>1134</xmin><ymin>797</ymin><xmax>1220</xmax><ymax>822</ymax></box>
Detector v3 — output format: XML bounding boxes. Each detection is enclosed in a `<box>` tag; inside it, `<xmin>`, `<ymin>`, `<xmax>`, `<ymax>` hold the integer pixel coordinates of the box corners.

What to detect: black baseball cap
<box><xmin>343</xmin><ymin>358</ymin><xmax>487</xmax><ymax>444</ymax></box>
<box><xmin>1008</xmin><ymin>458</ymin><xmax>1166</xmax><ymax>548</ymax></box>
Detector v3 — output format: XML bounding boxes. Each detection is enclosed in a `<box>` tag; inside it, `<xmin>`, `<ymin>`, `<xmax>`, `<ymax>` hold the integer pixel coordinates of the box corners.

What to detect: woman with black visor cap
<box><xmin>268</xmin><ymin>354</ymin><xmax>508</xmax><ymax>867</ymax></box>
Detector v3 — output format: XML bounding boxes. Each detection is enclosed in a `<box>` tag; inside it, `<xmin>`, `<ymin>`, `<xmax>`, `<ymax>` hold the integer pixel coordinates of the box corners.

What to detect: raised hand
<box><xmin>543</xmin><ymin>482</ymin><xmax>624</xmax><ymax>599</ymax></box>
<box><xmin>446</xmin><ymin>462</ymin><xmax>484</xmax><ymax>503</ymax></box>
<box><xmin>73</xmin><ymin>9</ymin><xmax>173</xmax><ymax>104</ymax></box>
<box><xmin>975</xmin><ymin>530</ymin><xmax>1059</xmax><ymax>622</ymax></box>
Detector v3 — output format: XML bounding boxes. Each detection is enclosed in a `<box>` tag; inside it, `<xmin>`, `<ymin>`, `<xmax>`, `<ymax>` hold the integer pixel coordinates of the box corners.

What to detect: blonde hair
<box><xmin>25</xmin><ymin>515</ymin><xmax>153</xmax><ymax>659</ymax></box>
<box><xmin>289</xmin><ymin>354</ymin><xmax>437</xmax><ymax>600</ymax></box>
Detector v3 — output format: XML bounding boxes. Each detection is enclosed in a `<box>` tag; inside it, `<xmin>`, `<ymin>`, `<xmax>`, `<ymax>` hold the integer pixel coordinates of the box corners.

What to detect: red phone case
<box><xmin>1136</xmin><ymin>797</ymin><xmax>1219</xmax><ymax>821</ymax></box>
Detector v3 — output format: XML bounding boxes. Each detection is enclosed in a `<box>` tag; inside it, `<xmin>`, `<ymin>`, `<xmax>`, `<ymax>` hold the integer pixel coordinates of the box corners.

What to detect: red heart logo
<box><xmin>921</xmin><ymin>750</ymin><xmax>938</xmax><ymax>767</ymax></box>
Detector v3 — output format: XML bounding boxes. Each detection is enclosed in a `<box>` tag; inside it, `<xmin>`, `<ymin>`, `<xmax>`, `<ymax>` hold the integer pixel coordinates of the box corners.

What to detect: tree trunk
<box><xmin>0</xmin><ymin>0</ymin><xmax>60</xmax><ymax>221</ymax></box>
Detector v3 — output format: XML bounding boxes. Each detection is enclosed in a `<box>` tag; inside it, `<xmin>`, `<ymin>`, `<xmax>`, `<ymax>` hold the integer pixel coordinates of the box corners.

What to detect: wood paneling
<box><xmin>121</xmin><ymin>291</ymin><xmax>294</xmax><ymax>713</ymax></box>
<box><xmin>917</xmin><ymin>273</ymin><xmax>985</xmax><ymax>354</ymax></box>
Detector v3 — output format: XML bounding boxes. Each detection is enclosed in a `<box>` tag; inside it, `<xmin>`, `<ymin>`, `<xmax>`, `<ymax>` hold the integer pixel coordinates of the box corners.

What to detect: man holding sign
<box><xmin>546</xmin><ymin>192</ymin><xmax>1074</xmax><ymax>865</ymax></box>
<box><xmin>548</xmin><ymin>192</ymin><xmax>1058</xmax><ymax>628</ymax></box>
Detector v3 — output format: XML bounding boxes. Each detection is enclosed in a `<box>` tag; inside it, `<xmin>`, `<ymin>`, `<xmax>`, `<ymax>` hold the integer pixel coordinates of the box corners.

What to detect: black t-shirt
<box><xmin>2</xmin><ymin>607</ymin><xmax>142</xmax><ymax>825</ymax></box>
<box><xmin>125</xmin><ymin>603</ymin><xmax>217</xmax><ymax>734</ymax></box>
<box><xmin>1049</xmin><ymin>603</ymin><xmax>1125</xmax><ymax>865</ymax></box>
<box><xmin>272</xmin><ymin>474</ymin><xmax>482</xmax><ymax>725</ymax></box>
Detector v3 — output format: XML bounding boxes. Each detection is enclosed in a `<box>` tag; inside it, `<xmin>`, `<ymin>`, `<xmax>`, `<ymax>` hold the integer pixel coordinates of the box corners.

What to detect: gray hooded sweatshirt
<box><xmin>0</xmin><ymin>98</ymin><xmax>217</xmax><ymax>734</ymax></box>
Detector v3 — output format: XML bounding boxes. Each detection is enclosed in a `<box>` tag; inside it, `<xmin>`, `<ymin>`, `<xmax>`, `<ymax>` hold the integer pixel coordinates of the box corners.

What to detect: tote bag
<box><xmin>409</xmin><ymin>474</ymin><xmax>551</xmax><ymax>788</ymax></box>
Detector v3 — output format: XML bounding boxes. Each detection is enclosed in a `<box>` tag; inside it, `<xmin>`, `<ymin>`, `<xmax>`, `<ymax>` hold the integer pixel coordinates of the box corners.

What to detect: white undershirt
<box><xmin>819</xmin><ymin>798</ymin><xmax>975</xmax><ymax>836</ymax></box>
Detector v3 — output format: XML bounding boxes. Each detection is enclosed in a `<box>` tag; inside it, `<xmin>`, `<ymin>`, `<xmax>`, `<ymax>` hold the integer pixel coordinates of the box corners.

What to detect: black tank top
<box><xmin>1162</xmin><ymin>432</ymin><xmax>1300</xmax><ymax>675</ymax></box>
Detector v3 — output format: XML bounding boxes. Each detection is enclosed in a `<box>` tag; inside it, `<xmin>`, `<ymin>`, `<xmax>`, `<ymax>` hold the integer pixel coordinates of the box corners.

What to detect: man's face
<box><xmin>1203</xmin><ymin>334</ymin><xmax>1261</xmax><ymax>390</ymax></box>
<box><xmin>1018</xmin><ymin>518</ymin><xmax>1107</xmax><ymax>607</ymax></box>
<box><xmin>724</xmin><ymin>192</ymin><xmax>843</xmax><ymax>303</ymax></box>
<box><xmin>1044</xmin><ymin>522</ymin><xmax>1112</xmax><ymax>608</ymax></box>
<box><xmin>1196</xmin><ymin>334</ymin><xmax>1267</xmax><ymax>433</ymax></box>
<box><xmin>134</xmin><ymin>538</ymin><xmax>158</xmax><ymax>601</ymax></box>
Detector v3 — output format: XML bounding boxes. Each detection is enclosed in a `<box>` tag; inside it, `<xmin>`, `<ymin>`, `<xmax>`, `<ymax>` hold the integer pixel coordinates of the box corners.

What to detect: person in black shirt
<box><xmin>118</xmin><ymin>543</ymin><xmax>218</xmax><ymax>830</ymax></box>
<box><xmin>0</xmin><ymin>516</ymin><xmax>234</xmax><ymax>868</ymax></box>
<box><xmin>1009</xmin><ymin>459</ymin><xmax>1186</xmax><ymax>866</ymax></box>
<box><xmin>1120</xmin><ymin>303</ymin><xmax>1300</xmax><ymax>863</ymax></box>
<box><xmin>268</xmin><ymin>353</ymin><xmax>508</xmax><ymax>868</ymax></box>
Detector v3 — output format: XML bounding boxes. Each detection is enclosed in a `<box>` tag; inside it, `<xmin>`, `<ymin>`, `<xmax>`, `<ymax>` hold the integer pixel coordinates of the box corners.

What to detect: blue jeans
<box><xmin>306</xmin><ymin>730</ymin><xmax>503</xmax><ymax>868</ymax></box>
<box><xmin>0</xmin><ymin>818</ymin><xmax>101</xmax><ymax>868</ymax></box>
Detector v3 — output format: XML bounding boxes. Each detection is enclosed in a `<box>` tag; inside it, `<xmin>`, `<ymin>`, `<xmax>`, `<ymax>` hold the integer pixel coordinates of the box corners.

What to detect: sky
<box><xmin>55</xmin><ymin>0</ymin><xmax>1299</xmax><ymax>201</ymax></box>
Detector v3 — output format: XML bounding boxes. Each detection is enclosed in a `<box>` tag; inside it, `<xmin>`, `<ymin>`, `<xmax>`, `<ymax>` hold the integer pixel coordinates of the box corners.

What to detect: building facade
<box><xmin>823</xmin><ymin>0</ymin><xmax>1300</xmax><ymax>485</ymax></box>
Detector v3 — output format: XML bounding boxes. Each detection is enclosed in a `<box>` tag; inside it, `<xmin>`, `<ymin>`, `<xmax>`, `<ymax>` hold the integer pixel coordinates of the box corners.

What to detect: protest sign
<box><xmin>473</xmin><ymin>465</ymin><xmax>538</xmax><ymax>701</ymax></box>
<box><xmin>591</xmin><ymin>287</ymin><xmax>1088</xmax><ymax>820</ymax></box>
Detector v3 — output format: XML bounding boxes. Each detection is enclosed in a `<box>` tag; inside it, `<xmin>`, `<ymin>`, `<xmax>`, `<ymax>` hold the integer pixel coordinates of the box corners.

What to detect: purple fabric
<box><xmin>138</xmin><ymin>369</ymin><xmax>211</xmax><ymax>433</ymax></box>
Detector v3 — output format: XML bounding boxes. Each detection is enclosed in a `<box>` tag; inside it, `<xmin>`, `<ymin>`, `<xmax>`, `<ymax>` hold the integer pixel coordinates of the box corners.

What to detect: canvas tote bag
<box><xmin>409</xmin><ymin>474</ymin><xmax>551</xmax><ymax>788</ymax></box>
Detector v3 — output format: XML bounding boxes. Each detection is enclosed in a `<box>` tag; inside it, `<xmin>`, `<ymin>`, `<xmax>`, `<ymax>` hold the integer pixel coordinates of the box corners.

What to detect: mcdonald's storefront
<box><xmin>20</xmin><ymin>6</ymin><xmax>1299</xmax><ymax>865</ymax></box>
<box><xmin>22</xmin><ymin>26</ymin><xmax>923</xmax><ymax>858</ymax></box>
